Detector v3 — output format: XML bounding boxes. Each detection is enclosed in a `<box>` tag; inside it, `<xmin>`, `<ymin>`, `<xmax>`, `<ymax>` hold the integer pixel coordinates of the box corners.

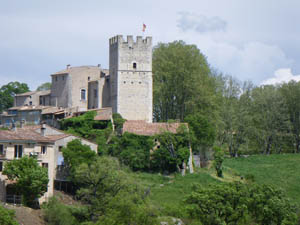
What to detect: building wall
<box><xmin>88</xmin><ymin>81</ymin><xmax>99</xmax><ymax>109</ymax></box>
<box><xmin>69</xmin><ymin>67</ymin><xmax>102</xmax><ymax>111</ymax></box>
<box><xmin>50</xmin><ymin>74</ymin><xmax>70</xmax><ymax>108</ymax></box>
<box><xmin>109</xmin><ymin>35</ymin><xmax>153</xmax><ymax>122</ymax></box>
<box><xmin>15</xmin><ymin>94</ymin><xmax>39</xmax><ymax>107</ymax></box>
<box><xmin>0</xmin><ymin>142</ymin><xmax>55</xmax><ymax>203</ymax></box>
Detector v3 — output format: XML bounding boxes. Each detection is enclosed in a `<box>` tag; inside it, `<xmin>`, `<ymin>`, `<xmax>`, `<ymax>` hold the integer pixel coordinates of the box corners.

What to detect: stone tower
<box><xmin>109</xmin><ymin>35</ymin><xmax>153</xmax><ymax>122</ymax></box>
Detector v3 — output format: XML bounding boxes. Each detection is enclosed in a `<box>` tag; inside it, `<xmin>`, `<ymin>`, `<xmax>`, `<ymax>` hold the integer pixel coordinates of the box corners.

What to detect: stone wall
<box><xmin>109</xmin><ymin>35</ymin><xmax>153</xmax><ymax>122</ymax></box>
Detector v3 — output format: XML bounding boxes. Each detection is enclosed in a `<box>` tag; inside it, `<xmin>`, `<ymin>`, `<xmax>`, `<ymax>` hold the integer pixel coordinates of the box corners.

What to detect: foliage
<box><xmin>74</xmin><ymin>157</ymin><xmax>158</xmax><ymax>225</ymax></box>
<box><xmin>36</xmin><ymin>82</ymin><xmax>52</xmax><ymax>91</ymax></box>
<box><xmin>60</xmin><ymin>111</ymin><xmax>112</xmax><ymax>154</ymax></box>
<box><xmin>108</xmin><ymin>132</ymin><xmax>153</xmax><ymax>171</ymax></box>
<box><xmin>0</xmin><ymin>81</ymin><xmax>30</xmax><ymax>112</ymax></box>
<box><xmin>42</xmin><ymin>197</ymin><xmax>86</xmax><ymax>225</ymax></box>
<box><xmin>151</xmin><ymin>127</ymin><xmax>190</xmax><ymax>173</ymax></box>
<box><xmin>0</xmin><ymin>205</ymin><xmax>19</xmax><ymax>225</ymax></box>
<box><xmin>62</xmin><ymin>139</ymin><xmax>97</xmax><ymax>182</ymax></box>
<box><xmin>153</xmin><ymin>41</ymin><xmax>218</xmax><ymax>122</ymax></box>
<box><xmin>213</xmin><ymin>146</ymin><xmax>224</xmax><ymax>177</ymax></box>
<box><xmin>3</xmin><ymin>156</ymin><xmax>48</xmax><ymax>207</ymax></box>
<box><xmin>280</xmin><ymin>81</ymin><xmax>300</xmax><ymax>153</ymax></box>
<box><xmin>185</xmin><ymin>182</ymin><xmax>298</xmax><ymax>225</ymax></box>
<box><xmin>112</xmin><ymin>113</ymin><xmax>126</xmax><ymax>131</ymax></box>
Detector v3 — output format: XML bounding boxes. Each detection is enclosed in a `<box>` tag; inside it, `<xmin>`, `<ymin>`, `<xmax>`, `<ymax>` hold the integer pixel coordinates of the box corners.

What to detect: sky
<box><xmin>0</xmin><ymin>0</ymin><xmax>300</xmax><ymax>90</ymax></box>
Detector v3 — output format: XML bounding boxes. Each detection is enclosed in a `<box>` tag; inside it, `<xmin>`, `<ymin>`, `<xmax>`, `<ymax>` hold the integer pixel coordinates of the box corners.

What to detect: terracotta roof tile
<box><xmin>94</xmin><ymin>108</ymin><xmax>112</xmax><ymax>121</ymax></box>
<box><xmin>122</xmin><ymin>120</ymin><xmax>187</xmax><ymax>136</ymax></box>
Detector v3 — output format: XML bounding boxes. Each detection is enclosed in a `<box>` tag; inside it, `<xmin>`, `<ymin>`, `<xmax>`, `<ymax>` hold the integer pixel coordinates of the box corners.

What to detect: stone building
<box><xmin>0</xmin><ymin>124</ymin><xmax>97</xmax><ymax>204</ymax></box>
<box><xmin>109</xmin><ymin>35</ymin><xmax>153</xmax><ymax>122</ymax></box>
<box><xmin>0</xmin><ymin>35</ymin><xmax>153</xmax><ymax>126</ymax></box>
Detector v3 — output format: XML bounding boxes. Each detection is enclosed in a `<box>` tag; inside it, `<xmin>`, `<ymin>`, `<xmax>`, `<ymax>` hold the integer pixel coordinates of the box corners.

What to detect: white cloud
<box><xmin>260</xmin><ymin>68</ymin><xmax>300</xmax><ymax>85</ymax></box>
<box><xmin>177</xmin><ymin>12</ymin><xmax>227</xmax><ymax>33</ymax></box>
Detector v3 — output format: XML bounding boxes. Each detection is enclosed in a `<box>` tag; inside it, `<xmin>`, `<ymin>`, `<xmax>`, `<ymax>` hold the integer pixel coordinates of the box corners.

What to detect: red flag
<box><xmin>142</xmin><ymin>23</ymin><xmax>146</xmax><ymax>32</ymax></box>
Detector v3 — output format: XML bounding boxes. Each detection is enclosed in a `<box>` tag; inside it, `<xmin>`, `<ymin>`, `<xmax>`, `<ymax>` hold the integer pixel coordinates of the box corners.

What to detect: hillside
<box><xmin>135</xmin><ymin>154</ymin><xmax>300</xmax><ymax>219</ymax></box>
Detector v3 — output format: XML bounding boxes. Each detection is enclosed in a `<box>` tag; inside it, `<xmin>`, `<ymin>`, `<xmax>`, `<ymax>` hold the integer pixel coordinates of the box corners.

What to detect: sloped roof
<box><xmin>15</xmin><ymin>90</ymin><xmax>51</xmax><ymax>97</ymax></box>
<box><xmin>94</xmin><ymin>108</ymin><xmax>112</xmax><ymax>121</ymax></box>
<box><xmin>122</xmin><ymin>120</ymin><xmax>187</xmax><ymax>136</ymax></box>
<box><xmin>52</xmin><ymin>66</ymin><xmax>107</xmax><ymax>75</ymax></box>
<box><xmin>0</xmin><ymin>129</ymin><xmax>53</xmax><ymax>143</ymax></box>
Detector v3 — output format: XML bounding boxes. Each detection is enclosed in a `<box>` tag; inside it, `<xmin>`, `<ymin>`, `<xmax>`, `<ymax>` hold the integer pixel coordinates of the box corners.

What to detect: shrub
<box><xmin>185</xmin><ymin>182</ymin><xmax>298</xmax><ymax>225</ymax></box>
<box><xmin>0</xmin><ymin>205</ymin><xmax>18</xmax><ymax>225</ymax></box>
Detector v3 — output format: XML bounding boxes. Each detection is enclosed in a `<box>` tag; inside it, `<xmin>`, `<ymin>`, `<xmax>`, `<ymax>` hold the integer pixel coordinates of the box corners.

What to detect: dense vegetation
<box><xmin>0</xmin><ymin>205</ymin><xmax>19</xmax><ymax>225</ymax></box>
<box><xmin>3</xmin><ymin>156</ymin><xmax>48</xmax><ymax>207</ymax></box>
<box><xmin>0</xmin><ymin>81</ymin><xmax>30</xmax><ymax>112</ymax></box>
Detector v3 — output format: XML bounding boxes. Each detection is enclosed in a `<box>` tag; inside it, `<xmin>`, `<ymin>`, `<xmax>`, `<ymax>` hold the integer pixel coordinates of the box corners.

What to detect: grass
<box><xmin>134</xmin><ymin>153</ymin><xmax>300</xmax><ymax>218</ymax></box>
<box><xmin>223</xmin><ymin>154</ymin><xmax>300</xmax><ymax>204</ymax></box>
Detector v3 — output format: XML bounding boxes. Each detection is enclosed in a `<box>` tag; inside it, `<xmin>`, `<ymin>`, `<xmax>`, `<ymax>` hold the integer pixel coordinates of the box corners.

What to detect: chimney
<box><xmin>66</xmin><ymin>64</ymin><xmax>71</xmax><ymax>69</ymax></box>
<box><xmin>20</xmin><ymin>120</ymin><xmax>25</xmax><ymax>128</ymax></box>
<box><xmin>41</xmin><ymin>123</ymin><xmax>46</xmax><ymax>136</ymax></box>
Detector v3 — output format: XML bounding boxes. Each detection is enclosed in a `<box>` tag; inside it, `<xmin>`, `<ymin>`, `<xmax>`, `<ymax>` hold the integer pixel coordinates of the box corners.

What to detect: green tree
<box><xmin>109</xmin><ymin>132</ymin><xmax>153</xmax><ymax>171</ymax></box>
<box><xmin>185</xmin><ymin>182</ymin><xmax>298</xmax><ymax>225</ymax></box>
<box><xmin>62</xmin><ymin>139</ymin><xmax>97</xmax><ymax>182</ymax></box>
<box><xmin>74</xmin><ymin>157</ymin><xmax>157</xmax><ymax>225</ymax></box>
<box><xmin>153</xmin><ymin>41</ymin><xmax>218</xmax><ymax>122</ymax></box>
<box><xmin>0</xmin><ymin>82</ymin><xmax>30</xmax><ymax>112</ymax></box>
<box><xmin>0</xmin><ymin>206</ymin><xmax>19</xmax><ymax>225</ymax></box>
<box><xmin>185</xmin><ymin>113</ymin><xmax>216</xmax><ymax>162</ymax></box>
<box><xmin>280</xmin><ymin>81</ymin><xmax>300</xmax><ymax>153</ymax></box>
<box><xmin>151</xmin><ymin>126</ymin><xmax>190</xmax><ymax>173</ymax></box>
<box><xmin>251</xmin><ymin>85</ymin><xmax>291</xmax><ymax>154</ymax></box>
<box><xmin>213</xmin><ymin>146</ymin><xmax>224</xmax><ymax>177</ymax></box>
<box><xmin>3</xmin><ymin>156</ymin><xmax>48</xmax><ymax>207</ymax></box>
<box><xmin>36</xmin><ymin>82</ymin><xmax>51</xmax><ymax>91</ymax></box>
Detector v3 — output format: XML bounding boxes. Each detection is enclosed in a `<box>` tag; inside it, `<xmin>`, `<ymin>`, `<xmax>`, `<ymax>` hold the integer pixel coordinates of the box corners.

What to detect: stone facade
<box><xmin>109</xmin><ymin>35</ymin><xmax>153</xmax><ymax>122</ymax></box>
<box><xmin>1</xmin><ymin>35</ymin><xmax>153</xmax><ymax>126</ymax></box>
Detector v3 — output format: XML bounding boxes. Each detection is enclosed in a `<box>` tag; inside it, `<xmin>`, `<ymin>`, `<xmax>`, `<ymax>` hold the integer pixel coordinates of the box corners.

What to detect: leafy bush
<box><xmin>213</xmin><ymin>146</ymin><xmax>224</xmax><ymax>177</ymax></box>
<box><xmin>74</xmin><ymin>157</ymin><xmax>158</xmax><ymax>225</ymax></box>
<box><xmin>108</xmin><ymin>132</ymin><xmax>153</xmax><ymax>171</ymax></box>
<box><xmin>3</xmin><ymin>156</ymin><xmax>49</xmax><ymax>207</ymax></box>
<box><xmin>0</xmin><ymin>205</ymin><xmax>18</xmax><ymax>225</ymax></box>
<box><xmin>62</xmin><ymin>139</ymin><xmax>97</xmax><ymax>182</ymax></box>
<box><xmin>151</xmin><ymin>127</ymin><xmax>190</xmax><ymax>173</ymax></box>
<box><xmin>42</xmin><ymin>197</ymin><xmax>88</xmax><ymax>225</ymax></box>
<box><xmin>185</xmin><ymin>182</ymin><xmax>298</xmax><ymax>225</ymax></box>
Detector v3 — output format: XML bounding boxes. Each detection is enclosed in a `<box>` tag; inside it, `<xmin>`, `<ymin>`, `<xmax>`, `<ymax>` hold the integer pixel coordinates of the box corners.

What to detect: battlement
<box><xmin>109</xmin><ymin>35</ymin><xmax>152</xmax><ymax>46</ymax></box>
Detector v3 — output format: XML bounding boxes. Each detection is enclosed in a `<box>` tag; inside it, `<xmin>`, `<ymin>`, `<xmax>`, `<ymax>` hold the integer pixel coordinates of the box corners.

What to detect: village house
<box><xmin>0</xmin><ymin>123</ymin><xmax>97</xmax><ymax>204</ymax></box>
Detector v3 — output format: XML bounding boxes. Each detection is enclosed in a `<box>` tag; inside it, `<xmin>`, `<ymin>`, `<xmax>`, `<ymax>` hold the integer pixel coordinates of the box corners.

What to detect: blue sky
<box><xmin>1</xmin><ymin>0</ymin><xmax>300</xmax><ymax>90</ymax></box>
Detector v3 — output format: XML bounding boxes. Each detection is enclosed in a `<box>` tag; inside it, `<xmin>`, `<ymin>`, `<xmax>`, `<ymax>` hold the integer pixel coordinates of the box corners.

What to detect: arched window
<box><xmin>133</xmin><ymin>62</ymin><xmax>137</xmax><ymax>69</ymax></box>
<box><xmin>81</xmin><ymin>89</ymin><xmax>86</xmax><ymax>100</ymax></box>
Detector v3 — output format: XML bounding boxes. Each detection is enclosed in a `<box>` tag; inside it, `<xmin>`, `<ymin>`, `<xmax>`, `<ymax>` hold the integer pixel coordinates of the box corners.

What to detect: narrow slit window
<box><xmin>133</xmin><ymin>62</ymin><xmax>137</xmax><ymax>69</ymax></box>
<box><xmin>81</xmin><ymin>89</ymin><xmax>86</xmax><ymax>100</ymax></box>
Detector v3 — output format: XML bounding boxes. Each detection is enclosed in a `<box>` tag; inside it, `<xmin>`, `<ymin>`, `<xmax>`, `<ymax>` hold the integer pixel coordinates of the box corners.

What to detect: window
<box><xmin>62</xmin><ymin>76</ymin><xmax>64</xmax><ymax>81</ymax></box>
<box><xmin>41</xmin><ymin>146</ymin><xmax>47</xmax><ymax>154</ymax></box>
<box><xmin>88</xmin><ymin>76</ymin><xmax>90</xmax><ymax>81</ymax></box>
<box><xmin>59</xmin><ymin>146</ymin><xmax>63</xmax><ymax>152</ymax></box>
<box><xmin>0</xmin><ymin>145</ymin><xmax>3</xmax><ymax>155</ymax></box>
<box><xmin>39</xmin><ymin>96</ymin><xmax>43</xmax><ymax>105</ymax></box>
<box><xmin>29</xmin><ymin>101</ymin><xmax>32</xmax><ymax>105</ymax></box>
<box><xmin>14</xmin><ymin>145</ymin><xmax>23</xmax><ymax>158</ymax></box>
<box><xmin>55</xmin><ymin>76</ymin><xmax>58</xmax><ymax>81</ymax></box>
<box><xmin>42</xmin><ymin>163</ymin><xmax>48</xmax><ymax>169</ymax></box>
<box><xmin>133</xmin><ymin>62</ymin><xmax>137</xmax><ymax>69</ymax></box>
<box><xmin>0</xmin><ymin>162</ymin><xmax>2</xmax><ymax>172</ymax></box>
<box><xmin>81</xmin><ymin>89</ymin><xmax>86</xmax><ymax>100</ymax></box>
